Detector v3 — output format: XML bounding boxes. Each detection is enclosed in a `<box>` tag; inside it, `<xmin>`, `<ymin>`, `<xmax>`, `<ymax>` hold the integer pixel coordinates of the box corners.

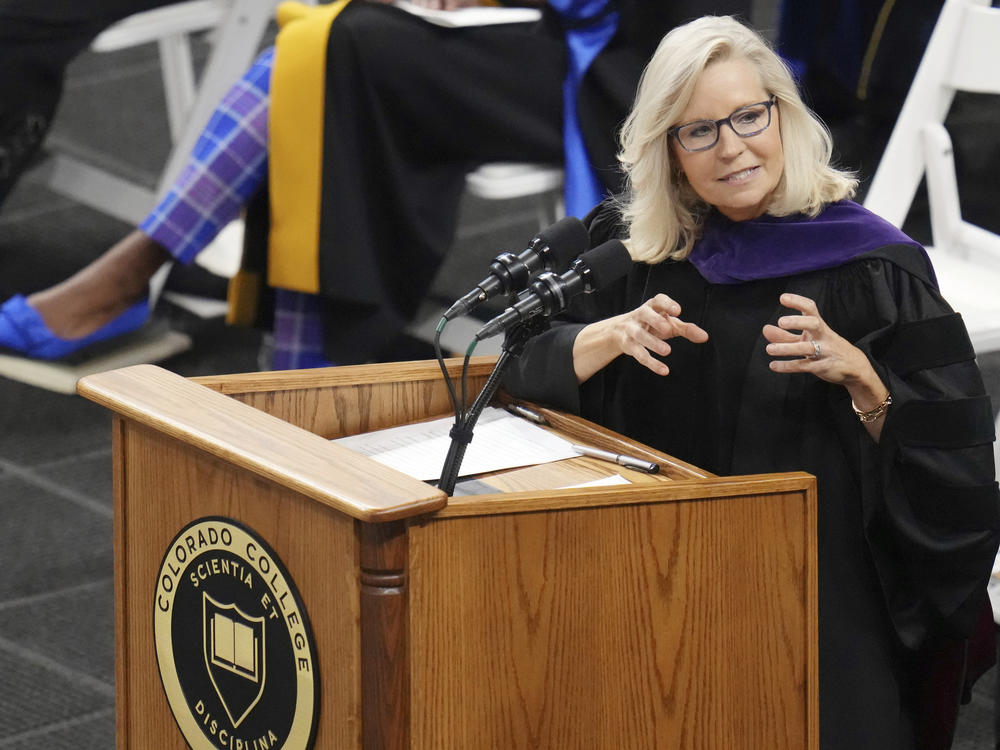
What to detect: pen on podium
<box><xmin>571</xmin><ymin>443</ymin><xmax>659</xmax><ymax>474</ymax></box>
<box><xmin>506</xmin><ymin>403</ymin><xmax>548</xmax><ymax>425</ymax></box>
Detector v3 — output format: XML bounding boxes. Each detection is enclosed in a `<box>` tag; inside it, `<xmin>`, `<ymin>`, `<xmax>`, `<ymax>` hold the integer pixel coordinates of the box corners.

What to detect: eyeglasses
<box><xmin>668</xmin><ymin>97</ymin><xmax>777</xmax><ymax>153</ymax></box>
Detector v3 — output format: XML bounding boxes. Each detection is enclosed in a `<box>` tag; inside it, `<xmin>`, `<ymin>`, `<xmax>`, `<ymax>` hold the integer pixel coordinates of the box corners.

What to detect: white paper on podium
<box><xmin>559</xmin><ymin>474</ymin><xmax>631</xmax><ymax>490</ymax></box>
<box><xmin>332</xmin><ymin>407</ymin><xmax>579</xmax><ymax>481</ymax></box>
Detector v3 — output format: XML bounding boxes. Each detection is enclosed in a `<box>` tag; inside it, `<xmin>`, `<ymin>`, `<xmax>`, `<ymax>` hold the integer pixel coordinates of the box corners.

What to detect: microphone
<box><xmin>475</xmin><ymin>239</ymin><xmax>632</xmax><ymax>340</ymax></box>
<box><xmin>442</xmin><ymin>216</ymin><xmax>590</xmax><ymax>320</ymax></box>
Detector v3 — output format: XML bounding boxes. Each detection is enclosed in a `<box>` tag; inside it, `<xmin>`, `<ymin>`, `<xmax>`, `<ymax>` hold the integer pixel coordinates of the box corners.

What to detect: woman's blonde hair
<box><xmin>618</xmin><ymin>15</ymin><xmax>857</xmax><ymax>264</ymax></box>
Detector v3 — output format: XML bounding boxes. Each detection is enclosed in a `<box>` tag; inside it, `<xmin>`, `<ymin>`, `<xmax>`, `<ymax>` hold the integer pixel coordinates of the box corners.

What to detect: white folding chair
<box><xmin>0</xmin><ymin>2</ymin><xmax>283</xmax><ymax>391</ymax></box>
<box><xmin>465</xmin><ymin>162</ymin><xmax>565</xmax><ymax>228</ymax></box>
<box><xmin>863</xmin><ymin>0</ymin><xmax>1000</xmax><ymax>355</ymax></box>
<box><xmin>31</xmin><ymin>0</ymin><xmax>278</xmax><ymax>228</ymax></box>
<box><xmin>22</xmin><ymin>0</ymin><xmax>279</xmax><ymax>321</ymax></box>
<box><xmin>46</xmin><ymin>1</ymin><xmax>281</xmax><ymax>320</ymax></box>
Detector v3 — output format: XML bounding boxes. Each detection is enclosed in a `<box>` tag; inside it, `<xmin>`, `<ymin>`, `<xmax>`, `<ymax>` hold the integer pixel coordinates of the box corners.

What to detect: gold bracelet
<box><xmin>852</xmin><ymin>393</ymin><xmax>892</xmax><ymax>423</ymax></box>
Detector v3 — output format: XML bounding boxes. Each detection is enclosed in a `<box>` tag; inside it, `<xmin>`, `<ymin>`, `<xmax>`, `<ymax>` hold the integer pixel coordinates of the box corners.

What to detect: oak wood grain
<box><xmin>116</xmin><ymin>422</ymin><xmax>363</xmax><ymax>749</ymax></box>
<box><xmin>78</xmin><ymin>364</ymin><xmax>446</xmax><ymax>522</ymax></box>
<box><xmin>193</xmin><ymin>358</ymin><xmax>494</xmax><ymax>439</ymax></box>
<box><xmin>112</xmin><ymin>417</ymin><xmax>129</xmax><ymax>750</ymax></box>
<box><xmin>438</xmin><ymin>471</ymin><xmax>816</xmax><ymax>518</ymax></box>
<box><xmin>359</xmin><ymin>522</ymin><xmax>410</xmax><ymax>750</ymax></box>
<box><xmin>475</xmin><ymin>455</ymin><xmax>667</xmax><ymax>493</ymax></box>
<box><xmin>87</xmin><ymin>362</ymin><xmax>818</xmax><ymax>750</ymax></box>
<box><xmin>497</xmin><ymin>396</ymin><xmax>713</xmax><ymax>481</ymax></box>
<box><xmin>409</xmin><ymin>477</ymin><xmax>817</xmax><ymax>749</ymax></box>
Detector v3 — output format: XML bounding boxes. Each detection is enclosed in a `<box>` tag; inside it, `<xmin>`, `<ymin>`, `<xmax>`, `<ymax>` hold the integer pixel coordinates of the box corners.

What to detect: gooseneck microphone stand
<box><xmin>437</xmin><ymin>316</ymin><xmax>548</xmax><ymax>496</ymax></box>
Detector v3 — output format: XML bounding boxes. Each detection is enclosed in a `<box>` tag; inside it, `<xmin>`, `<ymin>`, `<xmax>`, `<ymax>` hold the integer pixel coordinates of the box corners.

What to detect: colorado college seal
<box><xmin>154</xmin><ymin>517</ymin><xmax>319</xmax><ymax>750</ymax></box>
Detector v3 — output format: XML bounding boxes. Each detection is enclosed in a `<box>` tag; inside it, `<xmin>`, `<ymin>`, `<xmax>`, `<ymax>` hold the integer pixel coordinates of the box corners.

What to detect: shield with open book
<box><xmin>202</xmin><ymin>593</ymin><xmax>266</xmax><ymax>728</ymax></box>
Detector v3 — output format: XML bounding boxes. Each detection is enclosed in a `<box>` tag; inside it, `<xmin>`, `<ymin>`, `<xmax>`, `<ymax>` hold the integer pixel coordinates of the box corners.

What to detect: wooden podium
<box><xmin>78</xmin><ymin>358</ymin><xmax>818</xmax><ymax>750</ymax></box>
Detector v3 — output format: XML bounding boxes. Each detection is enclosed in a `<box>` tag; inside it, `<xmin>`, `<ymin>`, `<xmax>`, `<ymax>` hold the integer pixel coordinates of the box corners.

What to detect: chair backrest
<box><xmin>465</xmin><ymin>162</ymin><xmax>565</xmax><ymax>230</ymax></box>
<box><xmin>91</xmin><ymin>1</ymin><xmax>228</xmax><ymax>51</ymax></box>
<box><xmin>36</xmin><ymin>0</ymin><xmax>278</xmax><ymax>231</ymax></box>
<box><xmin>864</xmin><ymin>0</ymin><xmax>1000</xmax><ymax>231</ymax></box>
<box><xmin>92</xmin><ymin>1</ymin><xmax>231</xmax><ymax>144</ymax></box>
<box><xmin>93</xmin><ymin>0</ymin><xmax>280</xmax><ymax>196</ymax></box>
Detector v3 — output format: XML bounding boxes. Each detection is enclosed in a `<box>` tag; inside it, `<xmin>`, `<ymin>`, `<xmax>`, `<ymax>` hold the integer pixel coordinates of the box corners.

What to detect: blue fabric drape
<box><xmin>550</xmin><ymin>0</ymin><xmax>619</xmax><ymax>217</ymax></box>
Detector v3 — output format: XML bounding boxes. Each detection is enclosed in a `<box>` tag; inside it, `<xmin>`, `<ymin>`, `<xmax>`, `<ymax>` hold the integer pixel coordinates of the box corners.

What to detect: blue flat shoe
<box><xmin>0</xmin><ymin>294</ymin><xmax>150</xmax><ymax>361</ymax></box>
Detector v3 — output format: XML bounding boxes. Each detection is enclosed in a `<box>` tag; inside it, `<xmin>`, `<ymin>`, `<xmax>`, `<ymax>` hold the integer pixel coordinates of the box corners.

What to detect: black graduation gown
<box><xmin>504</xmin><ymin>204</ymin><xmax>1000</xmax><ymax>750</ymax></box>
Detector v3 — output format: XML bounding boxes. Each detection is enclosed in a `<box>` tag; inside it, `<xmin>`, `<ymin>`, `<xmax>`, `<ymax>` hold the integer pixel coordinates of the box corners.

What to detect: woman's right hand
<box><xmin>571</xmin><ymin>294</ymin><xmax>708</xmax><ymax>383</ymax></box>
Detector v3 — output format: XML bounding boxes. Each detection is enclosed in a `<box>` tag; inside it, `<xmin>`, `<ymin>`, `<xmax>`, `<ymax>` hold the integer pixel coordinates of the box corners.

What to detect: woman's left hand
<box><xmin>762</xmin><ymin>293</ymin><xmax>871</xmax><ymax>386</ymax></box>
<box><xmin>763</xmin><ymin>293</ymin><xmax>891</xmax><ymax>439</ymax></box>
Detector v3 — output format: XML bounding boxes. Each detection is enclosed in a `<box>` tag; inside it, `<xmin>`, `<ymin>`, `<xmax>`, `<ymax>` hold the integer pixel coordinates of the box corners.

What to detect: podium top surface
<box><xmin>79</xmin><ymin>362</ymin><xmax>814</xmax><ymax>525</ymax></box>
<box><xmin>77</xmin><ymin>364</ymin><xmax>447</xmax><ymax>522</ymax></box>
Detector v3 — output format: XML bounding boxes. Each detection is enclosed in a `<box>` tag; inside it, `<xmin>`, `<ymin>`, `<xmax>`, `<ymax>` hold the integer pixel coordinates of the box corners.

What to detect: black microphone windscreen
<box><xmin>533</xmin><ymin>217</ymin><xmax>590</xmax><ymax>265</ymax></box>
<box><xmin>580</xmin><ymin>240</ymin><xmax>632</xmax><ymax>288</ymax></box>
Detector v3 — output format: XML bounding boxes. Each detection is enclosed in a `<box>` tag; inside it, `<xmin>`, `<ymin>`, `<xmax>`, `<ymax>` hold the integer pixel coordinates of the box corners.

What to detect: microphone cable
<box><xmin>433</xmin><ymin>316</ymin><xmax>465</xmax><ymax>422</ymax></box>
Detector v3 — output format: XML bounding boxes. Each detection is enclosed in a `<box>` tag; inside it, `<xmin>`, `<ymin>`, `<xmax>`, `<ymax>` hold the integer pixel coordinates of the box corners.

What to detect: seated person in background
<box><xmin>0</xmin><ymin>0</ymin><xmax>752</xmax><ymax>368</ymax></box>
<box><xmin>0</xmin><ymin>0</ymin><xmax>174</xmax><ymax>206</ymax></box>
<box><xmin>504</xmin><ymin>15</ymin><xmax>1000</xmax><ymax>750</ymax></box>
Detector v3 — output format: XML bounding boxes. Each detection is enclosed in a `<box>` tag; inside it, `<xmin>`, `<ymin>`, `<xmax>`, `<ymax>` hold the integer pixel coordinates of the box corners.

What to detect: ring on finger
<box><xmin>807</xmin><ymin>340</ymin><xmax>822</xmax><ymax>360</ymax></box>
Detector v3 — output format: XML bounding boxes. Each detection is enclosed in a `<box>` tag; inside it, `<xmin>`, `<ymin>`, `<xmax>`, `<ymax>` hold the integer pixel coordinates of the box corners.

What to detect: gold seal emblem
<box><xmin>154</xmin><ymin>518</ymin><xmax>319</xmax><ymax>750</ymax></box>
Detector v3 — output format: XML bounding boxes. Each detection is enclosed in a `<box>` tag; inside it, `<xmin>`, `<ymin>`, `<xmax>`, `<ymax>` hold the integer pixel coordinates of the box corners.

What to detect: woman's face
<box><xmin>670</xmin><ymin>57</ymin><xmax>784</xmax><ymax>221</ymax></box>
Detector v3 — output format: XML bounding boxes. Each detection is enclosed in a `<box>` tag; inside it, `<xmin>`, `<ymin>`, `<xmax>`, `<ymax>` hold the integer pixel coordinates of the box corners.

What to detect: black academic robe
<box><xmin>504</xmin><ymin>203</ymin><xmax>1000</xmax><ymax>750</ymax></box>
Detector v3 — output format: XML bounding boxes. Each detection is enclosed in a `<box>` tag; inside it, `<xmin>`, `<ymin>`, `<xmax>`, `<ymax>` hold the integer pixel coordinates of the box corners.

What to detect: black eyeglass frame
<box><xmin>668</xmin><ymin>96</ymin><xmax>778</xmax><ymax>153</ymax></box>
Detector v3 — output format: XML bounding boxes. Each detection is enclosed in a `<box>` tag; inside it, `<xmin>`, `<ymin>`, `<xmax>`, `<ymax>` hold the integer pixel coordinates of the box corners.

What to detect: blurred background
<box><xmin>1</xmin><ymin>2</ymin><xmax>999</xmax><ymax>747</ymax></box>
